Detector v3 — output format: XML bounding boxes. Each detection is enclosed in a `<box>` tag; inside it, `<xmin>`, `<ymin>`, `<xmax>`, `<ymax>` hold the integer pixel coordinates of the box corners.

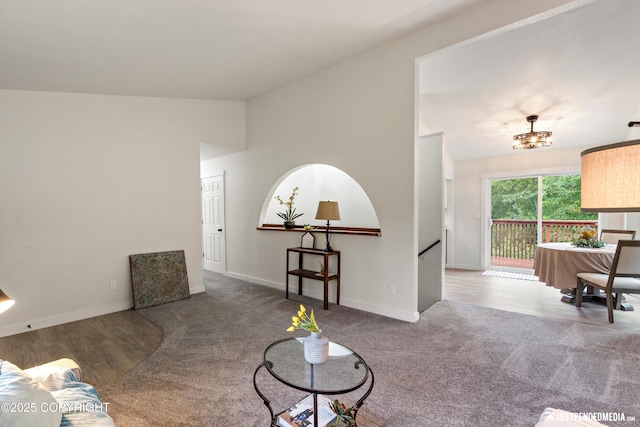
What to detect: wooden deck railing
<box><xmin>491</xmin><ymin>219</ymin><xmax>598</xmax><ymax>262</ymax></box>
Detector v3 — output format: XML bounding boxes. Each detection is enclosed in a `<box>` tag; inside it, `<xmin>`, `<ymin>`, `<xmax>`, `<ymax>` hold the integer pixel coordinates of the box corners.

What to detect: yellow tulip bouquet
<box><xmin>286</xmin><ymin>304</ymin><xmax>319</xmax><ymax>333</ymax></box>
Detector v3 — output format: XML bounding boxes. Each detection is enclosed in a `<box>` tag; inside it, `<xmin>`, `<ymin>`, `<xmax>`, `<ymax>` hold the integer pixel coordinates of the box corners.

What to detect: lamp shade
<box><xmin>315</xmin><ymin>201</ymin><xmax>341</xmax><ymax>221</ymax></box>
<box><xmin>0</xmin><ymin>288</ymin><xmax>15</xmax><ymax>314</ymax></box>
<box><xmin>581</xmin><ymin>139</ymin><xmax>640</xmax><ymax>212</ymax></box>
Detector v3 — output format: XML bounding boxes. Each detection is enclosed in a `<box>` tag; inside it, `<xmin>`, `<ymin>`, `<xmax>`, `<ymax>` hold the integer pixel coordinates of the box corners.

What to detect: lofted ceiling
<box><xmin>0</xmin><ymin>0</ymin><xmax>483</xmax><ymax>100</ymax></box>
<box><xmin>419</xmin><ymin>0</ymin><xmax>640</xmax><ymax>160</ymax></box>
<box><xmin>2</xmin><ymin>0</ymin><xmax>639</xmax><ymax>162</ymax></box>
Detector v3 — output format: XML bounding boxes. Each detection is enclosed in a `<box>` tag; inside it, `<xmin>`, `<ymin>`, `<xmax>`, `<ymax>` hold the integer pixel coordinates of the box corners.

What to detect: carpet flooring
<box><xmin>99</xmin><ymin>273</ymin><xmax>640</xmax><ymax>426</ymax></box>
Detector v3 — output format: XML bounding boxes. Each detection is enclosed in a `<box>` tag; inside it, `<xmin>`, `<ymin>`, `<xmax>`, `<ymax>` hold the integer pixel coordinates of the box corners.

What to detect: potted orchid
<box><xmin>275</xmin><ymin>186</ymin><xmax>304</xmax><ymax>229</ymax></box>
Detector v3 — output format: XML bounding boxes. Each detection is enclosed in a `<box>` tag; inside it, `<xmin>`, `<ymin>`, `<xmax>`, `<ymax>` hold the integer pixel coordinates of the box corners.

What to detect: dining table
<box><xmin>533</xmin><ymin>242</ymin><xmax>632</xmax><ymax>310</ymax></box>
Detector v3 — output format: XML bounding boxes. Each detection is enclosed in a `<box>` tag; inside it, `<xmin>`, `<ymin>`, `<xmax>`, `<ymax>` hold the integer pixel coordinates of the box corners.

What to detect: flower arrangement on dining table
<box><xmin>572</xmin><ymin>226</ymin><xmax>606</xmax><ymax>248</ymax></box>
<box><xmin>274</xmin><ymin>186</ymin><xmax>304</xmax><ymax>226</ymax></box>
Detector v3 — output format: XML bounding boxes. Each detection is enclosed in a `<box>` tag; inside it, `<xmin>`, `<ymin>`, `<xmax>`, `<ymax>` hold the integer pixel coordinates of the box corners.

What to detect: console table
<box><xmin>286</xmin><ymin>247</ymin><xmax>340</xmax><ymax>310</ymax></box>
<box><xmin>253</xmin><ymin>337</ymin><xmax>374</xmax><ymax>426</ymax></box>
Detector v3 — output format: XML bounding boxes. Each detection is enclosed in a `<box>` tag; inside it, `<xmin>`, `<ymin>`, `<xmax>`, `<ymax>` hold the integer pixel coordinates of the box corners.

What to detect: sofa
<box><xmin>0</xmin><ymin>358</ymin><xmax>115</xmax><ymax>427</ymax></box>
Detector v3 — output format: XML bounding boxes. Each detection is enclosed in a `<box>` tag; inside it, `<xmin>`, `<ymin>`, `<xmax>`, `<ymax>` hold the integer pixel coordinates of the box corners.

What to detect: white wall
<box><xmin>0</xmin><ymin>90</ymin><xmax>245</xmax><ymax>337</ymax></box>
<box><xmin>626</xmin><ymin>214</ymin><xmax>640</xmax><ymax>236</ymax></box>
<box><xmin>201</xmin><ymin>0</ymin><xmax>578</xmax><ymax>321</ymax></box>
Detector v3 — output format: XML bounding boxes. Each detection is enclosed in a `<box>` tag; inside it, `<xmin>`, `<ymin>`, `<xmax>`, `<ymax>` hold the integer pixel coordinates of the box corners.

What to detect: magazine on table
<box><xmin>277</xmin><ymin>393</ymin><xmax>337</xmax><ymax>427</ymax></box>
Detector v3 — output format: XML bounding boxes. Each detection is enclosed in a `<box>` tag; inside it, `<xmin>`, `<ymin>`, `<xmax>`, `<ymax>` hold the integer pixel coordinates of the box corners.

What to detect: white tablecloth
<box><xmin>533</xmin><ymin>242</ymin><xmax>616</xmax><ymax>289</ymax></box>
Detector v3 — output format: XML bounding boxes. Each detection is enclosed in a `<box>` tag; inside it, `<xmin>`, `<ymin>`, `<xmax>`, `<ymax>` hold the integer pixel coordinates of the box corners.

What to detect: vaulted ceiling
<box><xmin>0</xmin><ymin>0</ymin><xmax>483</xmax><ymax>100</ymax></box>
<box><xmin>2</xmin><ymin>0</ymin><xmax>639</xmax><ymax>161</ymax></box>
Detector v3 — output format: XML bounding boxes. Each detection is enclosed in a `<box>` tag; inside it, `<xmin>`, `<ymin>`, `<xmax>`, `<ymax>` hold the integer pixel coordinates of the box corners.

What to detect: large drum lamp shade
<box><xmin>581</xmin><ymin>139</ymin><xmax>640</xmax><ymax>212</ymax></box>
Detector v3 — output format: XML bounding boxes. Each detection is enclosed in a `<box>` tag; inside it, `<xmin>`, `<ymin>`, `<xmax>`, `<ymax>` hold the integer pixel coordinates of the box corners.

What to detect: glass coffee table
<box><xmin>253</xmin><ymin>337</ymin><xmax>374</xmax><ymax>426</ymax></box>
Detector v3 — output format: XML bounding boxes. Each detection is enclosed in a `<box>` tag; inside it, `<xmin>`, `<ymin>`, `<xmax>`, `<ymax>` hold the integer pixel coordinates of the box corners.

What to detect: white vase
<box><xmin>304</xmin><ymin>330</ymin><xmax>329</xmax><ymax>364</ymax></box>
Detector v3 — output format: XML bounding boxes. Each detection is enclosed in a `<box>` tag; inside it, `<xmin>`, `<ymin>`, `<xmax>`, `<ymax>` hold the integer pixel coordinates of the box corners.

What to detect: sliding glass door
<box><xmin>489</xmin><ymin>174</ymin><xmax>596</xmax><ymax>271</ymax></box>
<box><xmin>490</xmin><ymin>177</ymin><xmax>538</xmax><ymax>269</ymax></box>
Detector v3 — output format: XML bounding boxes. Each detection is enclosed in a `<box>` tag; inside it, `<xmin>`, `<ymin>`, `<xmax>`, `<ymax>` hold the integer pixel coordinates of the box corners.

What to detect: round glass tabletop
<box><xmin>264</xmin><ymin>337</ymin><xmax>369</xmax><ymax>394</ymax></box>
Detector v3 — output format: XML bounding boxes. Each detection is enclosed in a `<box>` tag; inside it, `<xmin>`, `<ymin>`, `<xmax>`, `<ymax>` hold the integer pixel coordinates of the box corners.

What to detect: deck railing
<box><xmin>491</xmin><ymin>219</ymin><xmax>598</xmax><ymax>262</ymax></box>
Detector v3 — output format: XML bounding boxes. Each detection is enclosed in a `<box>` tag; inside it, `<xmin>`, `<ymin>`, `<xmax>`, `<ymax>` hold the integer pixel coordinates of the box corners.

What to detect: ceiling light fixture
<box><xmin>513</xmin><ymin>115</ymin><xmax>552</xmax><ymax>150</ymax></box>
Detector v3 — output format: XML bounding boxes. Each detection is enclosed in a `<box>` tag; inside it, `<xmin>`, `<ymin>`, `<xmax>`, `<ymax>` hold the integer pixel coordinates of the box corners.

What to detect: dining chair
<box><xmin>599</xmin><ymin>229</ymin><xmax>636</xmax><ymax>245</ymax></box>
<box><xmin>575</xmin><ymin>240</ymin><xmax>640</xmax><ymax>323</ymax></box>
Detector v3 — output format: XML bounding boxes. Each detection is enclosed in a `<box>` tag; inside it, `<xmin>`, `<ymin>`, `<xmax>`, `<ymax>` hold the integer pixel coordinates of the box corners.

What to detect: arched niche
<box><xmin>259</xmin><ymin>164</ymin><xmax>381</xmax><ymax>235</ymax></box>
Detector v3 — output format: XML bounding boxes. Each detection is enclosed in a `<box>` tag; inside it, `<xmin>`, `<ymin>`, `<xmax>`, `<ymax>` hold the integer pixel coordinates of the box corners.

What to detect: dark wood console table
<box><xmin>286</xmin><ymin>247</ymin><xmax>340</xmax><ymax>310</ymax></box>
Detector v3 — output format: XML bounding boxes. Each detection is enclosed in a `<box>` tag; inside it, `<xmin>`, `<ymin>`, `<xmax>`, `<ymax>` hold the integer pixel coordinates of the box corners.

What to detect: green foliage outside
<box><xmin>542</xmin><ymin>175</ymin><xmax>597</xmax><ymax>220</ymax></box>
<box><xmin>491</xmin><ymin>175</ymin><xmax>597</xmax><ymax>221</ymax></box>
<box><xmin>491</xmin><ymin>177</ymin><xmax>537</xmax><ymax>220</ymax></box>
<box><xmin>490</xmin><ymin>174</ymin><xmax>597</xmax><ymax>261</ymax></box>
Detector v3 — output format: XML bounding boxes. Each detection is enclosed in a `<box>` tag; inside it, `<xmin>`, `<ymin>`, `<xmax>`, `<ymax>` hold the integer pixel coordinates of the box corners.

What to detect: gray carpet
<box><xmin>99</xmin><ymin>272</ymin><xmax>640</xmax><ymax>426</ymax></box>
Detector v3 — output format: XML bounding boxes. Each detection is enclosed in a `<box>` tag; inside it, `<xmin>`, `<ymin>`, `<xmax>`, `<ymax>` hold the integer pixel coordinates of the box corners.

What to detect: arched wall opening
<box><xmin>259</xmin><ymin>164</ymin><xmax>381</xmax><ymax>234</ymax></box>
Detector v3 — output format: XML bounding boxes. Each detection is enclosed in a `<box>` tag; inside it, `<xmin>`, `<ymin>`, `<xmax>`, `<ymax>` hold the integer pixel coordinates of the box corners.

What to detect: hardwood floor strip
<box><xmin>0</xmin><ymin>309</ymin><xmax>162</xmax><ymax>386</ymax></box>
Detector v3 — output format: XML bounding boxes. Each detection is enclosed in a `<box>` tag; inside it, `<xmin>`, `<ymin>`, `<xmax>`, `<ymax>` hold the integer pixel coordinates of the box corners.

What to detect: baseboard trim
<box><xmin>190</xmin><ymin>285</ymin><xmax>206</xmax><ymax>294</ymax></box>
<box><xmin>341</xmin><ymin>298</ymin><xmax>420</xmax><ymax>323</ymax></box>
<box><xmin>0</xmin><ymin>301</ymin><xmax>133</xmax><ymax>338</ymax></box>
<box><xmin>0</xmin><ymin>283</ymin><xmax>207</xmax><ymax>338</ymax></box>
<box><xmin>225</xmin><ymin>272</ymin><xmax>419</xmax><ymax>323</ymax></box>
<box><xmin>449</xmin><ymin>264</ymin><xmax>484</xmax><ymax>271</ymax></box>
<box><xmin>225</xmin><ymin>272</ymin><xmax>283</xmax><ymax>290</ymax></box>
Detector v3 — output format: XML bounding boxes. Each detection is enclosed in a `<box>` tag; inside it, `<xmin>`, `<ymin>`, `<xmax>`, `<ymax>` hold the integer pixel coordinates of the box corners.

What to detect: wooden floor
<box><xmin>0</xmin><ymin>309</ymin><xmax>162</xmax><ymax>387</ymax></box>
<box><xmin>1</xmin><ymin>269</ymin><xmax>638</xmax><ymax>387</ymax></box>
<box><xmin>445</xmin><ymin>268</ymin><xmax>640</xmax><ymax>334</ymax></box>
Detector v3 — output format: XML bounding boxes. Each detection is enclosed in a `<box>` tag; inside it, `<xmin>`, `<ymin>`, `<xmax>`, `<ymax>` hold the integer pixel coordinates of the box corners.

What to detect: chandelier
<box><xmin>512</xmin><ymin>115</ymin><xmax>552</xmax><ymax>150</ymax></box>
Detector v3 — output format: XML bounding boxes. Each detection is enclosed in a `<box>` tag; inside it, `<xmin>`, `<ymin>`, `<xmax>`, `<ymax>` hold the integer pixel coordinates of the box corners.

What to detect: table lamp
<box><xmin>0</xmin><ymin>288</ymin><xmax>15</xmax><ymax>314</ymax></box>
<box><xmin>315</xmin><ymin>201</ymin><xmax>340</xmax><ymax>252</ymax></box>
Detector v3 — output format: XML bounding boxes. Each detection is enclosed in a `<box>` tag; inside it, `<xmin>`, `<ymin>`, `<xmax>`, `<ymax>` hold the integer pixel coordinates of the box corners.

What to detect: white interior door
<box><xmin>202</xmin><ymin>174</ymin><xmax>225</xmax><ymax>273</ymax></box>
